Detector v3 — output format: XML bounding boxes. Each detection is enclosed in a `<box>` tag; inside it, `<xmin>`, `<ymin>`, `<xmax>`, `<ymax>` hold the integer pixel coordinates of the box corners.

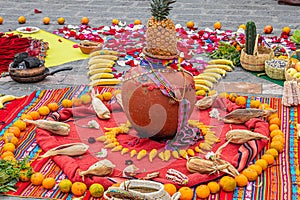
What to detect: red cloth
<box><xmin>35</xmin><ymin>98</ymin><xmax>269</xmax><ymax>189</ymax></box>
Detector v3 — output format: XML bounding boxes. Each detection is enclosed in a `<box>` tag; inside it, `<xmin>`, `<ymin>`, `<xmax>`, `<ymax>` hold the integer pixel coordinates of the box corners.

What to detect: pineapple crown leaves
<box><xmin>150</xmin><ymin>0</ymin><xmax>176</xmax><ymax>21</ymax></box>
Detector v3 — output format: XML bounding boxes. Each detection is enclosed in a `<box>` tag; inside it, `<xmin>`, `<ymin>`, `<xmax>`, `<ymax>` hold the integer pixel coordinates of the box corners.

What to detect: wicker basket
<box><xmin>240</xmin><ymin>34</ymin><xmax>274</xmax><ymax>72</ymax></box>
<box><xmin>265</xmin><ymin>45</ymin><xmax>289</xmax><ymax>80</ymax></box>
<box><xmin>285</xmin><ymin>50</ymin><xmax>300</xmax><ymax>82</ymax></box>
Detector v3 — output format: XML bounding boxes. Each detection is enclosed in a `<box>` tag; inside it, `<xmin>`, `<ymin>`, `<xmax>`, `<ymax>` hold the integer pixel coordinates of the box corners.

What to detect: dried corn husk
<box><xmin>79</xmin><ymin>159</ymin><xmax>115</xmax><ymax>179</ymax></box>
<box><xmin>23</xmin><ymin>119</ymin><xmax>70</xmax><ymax>135</ymax></box>
<box><xmin>195</xmin><ymin>94</ymin><xmax>218</xmax><ymax>110</ymax></box>
<box><xmin>223</xmin><ymin>108</ymin><xmax>277</xmax><ymax>124</ymax></box>
<box><xmin>226</xmin><ymin>129</ymin><xmax>269</xmax><ymax>144</ymax></box>
<box><xmin>39</xmin><ymin>143</ymin><xmax>89</xmax><ymax>158</ymax></box>
<box><xmin>91</xmin><ymin>89</ymin><xmax>110</xmax><ymax>119</ymax></box>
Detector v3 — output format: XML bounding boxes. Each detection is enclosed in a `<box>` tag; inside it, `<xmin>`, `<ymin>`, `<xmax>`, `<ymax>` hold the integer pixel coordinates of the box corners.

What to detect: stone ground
<box><xmin>0</xmin><ymin>0</ymin><xmax>299</xmax><ymax>199</ymax></box>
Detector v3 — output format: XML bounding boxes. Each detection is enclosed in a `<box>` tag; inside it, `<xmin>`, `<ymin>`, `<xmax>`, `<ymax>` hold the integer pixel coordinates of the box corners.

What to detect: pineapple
<box><xmin>145</xmin><ymin>0</ymin><xmax>178</xmax><ymax>57</ymax></box>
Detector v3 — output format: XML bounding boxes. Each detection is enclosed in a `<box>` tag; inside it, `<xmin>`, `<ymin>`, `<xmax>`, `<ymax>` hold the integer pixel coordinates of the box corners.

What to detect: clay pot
<box><xmin>121</xmin><ymin>64</ymin><xmax>196</xmax><ymax>140</ymax></box>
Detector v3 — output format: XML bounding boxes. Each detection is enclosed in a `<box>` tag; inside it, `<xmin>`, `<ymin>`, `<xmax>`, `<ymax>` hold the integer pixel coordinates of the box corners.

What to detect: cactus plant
<box><xmin>245</xmin><ymin>20</ymin><xmax>257</xmax><ymax>55</ymax></box>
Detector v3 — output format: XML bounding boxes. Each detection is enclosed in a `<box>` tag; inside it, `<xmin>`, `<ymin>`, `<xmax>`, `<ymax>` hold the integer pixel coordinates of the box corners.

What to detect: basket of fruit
<box><xmin>240</xmin><ymin>21</ymin><xmax>274</xmax><ymax>72</ymax></box>
<box><xmin>265</xmin><ymin>46</ymin><xmax>289</xmax><ymax>80</ymax></box>
<box><xmin>285</xmin><ymin>50</ymin><xmax>300</xmax><ymax>82</ymax></box>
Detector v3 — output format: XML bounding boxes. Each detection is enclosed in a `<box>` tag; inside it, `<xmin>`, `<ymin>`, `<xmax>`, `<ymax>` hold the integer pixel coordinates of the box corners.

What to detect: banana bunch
<box><xmin>0</xmin><ymin>95</ymin><xmax>25</xmax><ymax>109</ymax></box>
<box><xmin>194</xmin><ymin>59</ymin><xmax>234</xmax><ymax>94</ymax></box>
<box><xmin>87</xmin><ymin>49</ymin><xmax>121</xmax><ymax>87</ymax></box>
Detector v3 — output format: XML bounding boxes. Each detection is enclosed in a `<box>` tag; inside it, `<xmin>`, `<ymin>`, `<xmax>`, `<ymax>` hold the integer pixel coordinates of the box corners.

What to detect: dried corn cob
<box><xmin>91</xmin><ymin>90</ymin><xmax>110</xmax><ymax>119</ymax></box>
<box><xmin>205</xmin><ymin>64</ymin><xmax>233</xmax><ymax>72</ymax></box>
<box><xmin>23</xmin><ymin>119</ymin><xmax>70</xmax><ymax>136</ymax></box>
<box><xmin>199</xmin><ymin>143</ymin><xmax>212</xmax><ymax>151</ymax></box>
<box><xmin>89</xmin><ymin>73</ymin><xmax>114</xmax><ymax>81</ymax></box>
<box><xmin>158</xmin><ymin>152</ymin><xmax>165</xmax><ymax>161</ymax></box>
<box><xmin>179</xmin><ymin>149</ymin><xmax>188</xmax><ymax>159</ymax></box>
<box><xmin>194</xmin><ymin>146</ymin><xmax>204</xmax><ymax>154</ymax></box>
<box><xmin>195</xmin><ymin>93</ymin><xmax>218</xmax><ymax>110</ymax></box>
<box><xmin>149</xmin><ymin>149</ymin><xmax>157</xmax><ymax>162</ymax></box>
<box><xmin>111</xmin><ymin>145</ymin><xmax>123</xmax><ymax>152</ymax></box>
<box><xmin>90</xmin><ymin>55</ymin><xmax>118</xmax><ymax>61</ymax></box>
<box><xmin>194</xmin><ymin>79</ymin><xmax>214</xmax><ymax>88</ymax></box>
<box><xmin>201</xmin><ymin>72</ymin><xmax>222</xmax><ymax>80</ymax></box>
<box><xmin>96</xmin><ymin>135</ymin><xmax>107</xmax><ymax>142</ymax></box>
<box><xmin>137</xmin><ymin>149</ymin><xmax>147</xmax><ymax>160</ymax></box>
<box><xmin>89</xmin><ymin>78</ymin><xmax>121</xmax><ymax>87</ymax></box>
<box><xmin>90</xmin><ymin>50</ymin><xmax>119</xmax><ymax>57</ymax></box>
<box><xmin>166</xmin><ymin>169</ymin><xmax>189</xmax><ymax>185</ymax></box>
<box><xmin>79</xmin><ymin>159</ymin><xmax>115</xmax><ymax>180</ymax></box>
<box><xmin>130</xmin><ymin>149</ymin><xmax>137</xmax><ymax>157</ymax></box>
<box><xmin>163</xmin><ymin>150</ymin><xmax>171</xmax><ymax>162</ymax></box>
<box><xmin>208</xmin><ymin>59</ymin><xmax>234</xmax><ymax>67</ymax></box>
<box><xmin>121</xmin><ymin>148</ymin><xmax>129</xmax><ymax>155</ymax></box>
<box><xmin>226</xmin><ymin>129</ymin><xmax>269</xmax><ymax>144</ymax></box>
<box><xmin>194</xmin><ymin>75</ymin><xmax>218</xmax><ymax>83</ymax></box>
<box><xmin>39</xmin><ymin>143</ymin><xmax>89</xmax><ymax>158</ymax></box>
<box><xmin>203</xmin><ymin>68</ymin><xmax>227</xmax><ymax>76</ymax></box>
<box><xmin>88</xmin><ymin>63</ymin><xmax>114</xmax><ymax>70</ymax></box>
<box><xmin>187</xmin><ymin>149</ymin><xmax>195</xmax><ymax>157</ymax></box>
<box><xmin>105</xmin><ymin>143</ymin><xmax>117</xmax><ymax>149</ymax></box>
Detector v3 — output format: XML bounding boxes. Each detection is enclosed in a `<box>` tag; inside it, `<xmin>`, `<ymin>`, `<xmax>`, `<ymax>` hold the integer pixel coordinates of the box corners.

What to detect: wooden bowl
<box><xmin>78</xmin><ymin>41</ymin><xmax>103</xmax><ymax>54</ymax></box>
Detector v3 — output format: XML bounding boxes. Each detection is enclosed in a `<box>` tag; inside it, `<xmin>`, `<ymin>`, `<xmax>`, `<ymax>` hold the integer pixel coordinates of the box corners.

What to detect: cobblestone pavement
<box><xmin>0</xmin><ymin>0</ymin><xmax>299</xmax><ymax>199</ymax></box>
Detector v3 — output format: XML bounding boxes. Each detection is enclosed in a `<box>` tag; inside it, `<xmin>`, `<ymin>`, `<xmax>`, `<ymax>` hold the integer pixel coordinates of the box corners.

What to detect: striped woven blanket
<box><xmin>0</xmin><ymin>86</ymin><xmax>299</xmax><ymax>199</ymax></box>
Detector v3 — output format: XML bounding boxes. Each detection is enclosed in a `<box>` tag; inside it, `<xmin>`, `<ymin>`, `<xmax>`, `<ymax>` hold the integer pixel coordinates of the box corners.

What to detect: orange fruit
<box><xmin>228</xmin><ymin>93</ymin><xmax>237</xmax><ymax>102</ymax></box>
<box><xmin>1</xmin><ymin>151</ymin><xmax>14</xmax><ymax>159</ymax></box>
<box><xmin>13</xmin><ymin>119</ymin><xmax>26</xmax><ymax>131</ymax></box>
<box><xmin>207</xmin><ymin>181</ymin><xmax>220</xmax><ymax>194</ymax></box>
<box><xmin>250</xmin><ymin>100</ymin><xmax>261</xmax><ymax>108</ymax></box>
<box><xmin>30</xmin><ymin>172</ymin><xmax>44</xmax><ymax>186</ymax></box>
<box><xmin>57</xmin><ymin>17</ymin><xmax>65</xmax><ymax>25</ymax></box>
<box><xmin>18</xmin><ymin>16</ymin><xmax>26</xmax><ymax>24</ymax></box>
<box><xmin>269</xmin><ymin>117</ymin><xmax>281</xmax><ymax>127</ymax></box>
<box><xmin>219</xmin><ymin>176</ymin><xmax>236</xmax><ymax>192</ymax></box>
<box><xmin>58</xmin><ymin>179</ymin><xmax>73</xmax><ymax>193</ymax></box>
<box><xmin>72</xmin><ymin>97</ymin><xmax>82</xmax><ymax>107</ymax></box>
<box><xmin>0</xmin><ymin>16</ymin><xmax>3</xmax><ymax>24</ymax></box>
<box><xmin>270</xmin><ymin>129</ymin><xmax>284</xmax><ymax>138</ymax></box>
<box><xmin>248</xmin><ymin>164</ymin><xmax>263</xmax><ymax>175</ymax></box>
<box><xmin>71</xmin><ymin>182</ymin><xmax>87</xmax><ymax>196</ymax></box>
<box><xmin>265</xmin><ymin>148</ymin><xmax>279</xmax><ymax>158</ymax></box>
<box><xmin>61</xmin><ymin>99</ymin><xmax>72</xmax><ymax>108</ymax></box>
<box><xmin>2</xmin><ymin>143</ymin><xmax>16</xmax><ymax>153</ymax></box>
<box><xmin>238</xmin><ymin>24</ymin><xmax>246</xmax><ymax>30</ymax></box>
<box><xmin>255</xmin><ymin>159</ymin><xmax>268</xmax><ymax>170</ymax></box>
<box><xmin>269</xmin><ymin>124</ymin><xmax>279</xmax><ymax>132</ymax></box>
<box><xmin>29</xmin><ymin>111</ymin><xmax>40</xmax><ymax>120</ymax></box>
<box><xmin>79</xmin><ymin>94</ymin><xmax>92</xmax><ymax>104</ymax></box>
<box><xmin>38</xmin><ymin>106</ymin><xmax>50</xmax><ymax>116</ymax></box>
<box><xmin>219</xmin><ymin>92</ymin><xmax>229</xmax><ymax>99</ymax></box>
<box><xmin>111</xmin><ymin>182</ymin><xmax>121</xmax><ymax>187</ymax></box>
<box><xmin>242</xmin><ymin>168</ymin><xmax>258</xmax><ymax>181</ymax></box>
<box><xmin>6</xmin><ymin>126</ymin><xmax>21</xmax><ymax>138</ymax></box>
<box><xmin>235</xmin><ymin>174</ymin><xmax>248</xmax><ymax>187</ymax></box>
<box><xmin>264</xmin><ymin>25</ymin><xmax>273</xmax><ymax>34</ymax></box>
<box><xmin>259</xmin><ymin>103</ymin><xmax>270</xmax><ymax>109</ymax></box>
<box><xmin>20</xmin><ymin>114</ymin><xmax>33</xmax><ymax>121</ymax></box>
<box><xmin>43</xmin><ymin>17</ymin><xmax>50</xmax><ymax>25</ymax></box>
<box><xmin>133</xmin><ymin>19</ymin><xmax>142</xmax><ymax>25</ymax></box>
<box><xmin>112</xmin><ymin>18</ymin><xmax>119</xmax><ymax>25</ymax></box>
<box><xmin>89</xmin><ymin>183</ymin><xmax>104</xmax><ymax>198</ymax></box>
<box><xmin>272</xmin><ymin>134</ymin><xmax>285</xmax><ymax>143</ymax></box>
<box><xmin>102</xmin><ymin>91</ymin><xmax>113</xmax><ymax>101</ymax></box>
<box><xmin>178</xmin><ymin>187</ymin><xmax>193</xmax><ymax>200</ymax></box>
<box><xmin>261</xmin><ymin>154</ymin><xmax>275</xmax><ymax>165</ymax></box>
<box><xmin>267</xmin><ymin>113</ymin><xmax>279</xmax><ymax>122</ymax></box>
<box><xmin>164</xmin><ymin>183</ymin><xmax>177</xmax><ymax>196</ymax></box>
<box><xmin>3</xmin><ymin>155</ymin><xmax>16</xmax><ymax>162</ymax></box>
<box><xmin>195</xmin><ymin>184</ymin><xmax>210</xmax><ymax>199</ymax></box>
<box><xmin>235</xmin><ymin>96</ymin><xmax>247</xmax><ymax>106</ymax></box>
<box><xmin>3</xmin><ymin>135</ymin><xmax>18</xmax><ymax>146</ymax></box>
<box><xmin>213</xmin><ymin>21</ymin><xmax>222</xmax><ymax>30</ymax></box>
<box><xmin>47</xmin><ymin>102</ymin><xmax>59</xmax><ymax>112</ymax></box>
<box><xmin>81</xmin><ymin>17</ymin><xmax>89</xmax><ymax>25</ymax></box>
<box><xmin>96</xmin><ymin>94</ymin><xmax>104</xmax><ymax>101</ymax></box>
<box><xmin>19</xmin><ymin>169</ymin><xmax>33</xmax><ymax>182</ymax></box>
<box><xmin>282</xmin><ymin>26</ymin><xmax>291</xmax><ymax>35</ymax></box>
<box><xmin>186</xmin><ymin>21</ymin><xmax>195</xmax><ymax>29</ymax></box>
<box><xmin>42</xmin><ymin>177</ymin><xmax>56</xmax><ymax>189</ymax></box>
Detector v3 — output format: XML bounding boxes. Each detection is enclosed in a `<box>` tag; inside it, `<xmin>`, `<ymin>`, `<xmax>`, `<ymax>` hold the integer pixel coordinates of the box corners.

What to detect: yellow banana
<box><xmin>0</xmin><ymin>95</ymin><xmax>25</xmax><ymax>109</ymax></box>
<box><xmin>194</xmin><ymin>75</ymin><xmax>218</xmax><ymax>83</ymax></box>
<box><xmin>203</xmin><ymin>68</ymin><xmax>226</xmax><ymax>76</ymax></box>
<box><xmin>121</xmin><ymin>148</ymin><xmax>129</xmax><ymax>155</ymax></box>
<box><xmin>89</xmin><ymin>73</ymin><xmax>114</xmax><ymax>81</ymax></box>
<box><xmin>205</xmin><ymin>64</ymin><xmax>233</xmax><ymax>72</ymax></box>
<box><xmin>200</xmin><ymin>72</ymin><xmax>222</xmax><ymax>80</ymax></box>
<box><xmin>90</xmin><ymin>50</ymin><xmax>119</xmax><ymax>57</ymax></box>
<box><xmin>88</xmin><ymin>63</ymin><xmax>114</xmax><ymax>70</ymax></box>
<box><xmin>88</xmin><ymin>58</ymin><xmax>115</xmax><ymax>66</ymax></box>
<box><xmin>195</xmin><ymin>84</ymin><xmax>211</xmax><ymax>92</ymax></box>
<box><xmin>88</xmin><ymin>68</ymin><xmax>112</xmax><ymax>76</ymax></box>
<box><xmin>89</xmin><ymin>78</ymin><xmax>121</xmax><ymax>86</ymax></box>
<box><xmin>90</xmin><ymin>55</ymin><xmax>119</xmax><ymax>61</ymax></box>
<box><xmin>208</xmin><ymin>59</ymin><xmax>234</xmax><ymax>67</ymax></box>
<box><xmin>194</xmin><ymin>79</ymin><xmax>214</xmax><ymax>88</ymax></box>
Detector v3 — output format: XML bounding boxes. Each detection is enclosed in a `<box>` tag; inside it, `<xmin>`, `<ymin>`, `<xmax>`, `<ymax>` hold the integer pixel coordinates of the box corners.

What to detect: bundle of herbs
<box><xmin>0</xmin><ymin>157</ymin><xmax>32</xmax><ymax>193</ymax></box>
<box><xmin>208</xmin><ymin>42</ymin><xmax>241</xmax><ymax>66</ymax></box>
